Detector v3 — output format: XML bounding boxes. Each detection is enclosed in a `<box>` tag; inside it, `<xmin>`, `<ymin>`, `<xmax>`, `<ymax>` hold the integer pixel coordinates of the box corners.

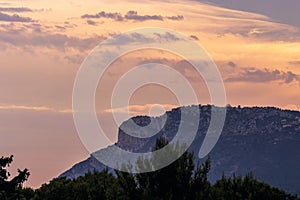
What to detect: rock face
<box><xmin>60</xmin><ymin>105</ymin><xmax>300</xmax><ymax>195</ymax></box>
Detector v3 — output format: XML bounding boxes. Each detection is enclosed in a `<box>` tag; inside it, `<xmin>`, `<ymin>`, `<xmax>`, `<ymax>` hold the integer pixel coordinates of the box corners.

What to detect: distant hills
<box><xmin>60</xmin><ymin>105</ymin><xmax>300</xmax><ymax>195</ymax></box>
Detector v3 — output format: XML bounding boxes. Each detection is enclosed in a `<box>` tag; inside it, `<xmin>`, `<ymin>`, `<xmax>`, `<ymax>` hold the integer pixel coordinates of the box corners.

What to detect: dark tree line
<box><xmin>2</xmin><ymin>138</ymin><xmax>299</xmax><ymax>199</ymax></box>
<box><xmin>0</xmin><ymin>155</ymin><xmax>31</xmax><ymax>200</ymax></box>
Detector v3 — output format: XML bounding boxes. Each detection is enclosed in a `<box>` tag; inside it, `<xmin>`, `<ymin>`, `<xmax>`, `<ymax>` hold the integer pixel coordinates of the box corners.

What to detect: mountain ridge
<box><xmin>60</xmin><ymin>105</ymin><xmax>300</xmax><ymax>195</ymax></box>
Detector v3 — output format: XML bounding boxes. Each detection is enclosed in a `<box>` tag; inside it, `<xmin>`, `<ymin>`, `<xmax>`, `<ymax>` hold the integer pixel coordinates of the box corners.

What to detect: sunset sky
<box><xmin>1</xmin><ymin>0</ymin><xmax>300</xmax><ymax>188</ymax></box>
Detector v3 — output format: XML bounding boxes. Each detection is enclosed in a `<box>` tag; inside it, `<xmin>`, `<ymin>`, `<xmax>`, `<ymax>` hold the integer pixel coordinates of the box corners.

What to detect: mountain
<box><xmin>60</xmin><ymin>105</ymin><xmax>300</xmax><ymax>195</ymax></box>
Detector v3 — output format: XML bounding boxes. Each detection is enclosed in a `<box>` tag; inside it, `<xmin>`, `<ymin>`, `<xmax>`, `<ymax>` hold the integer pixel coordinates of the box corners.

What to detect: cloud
<box><xmin>104</xmin><ymin>32</ymin><xmax>155</xmax><ymax>46</ymax></box>
<box><xmin>166</xmin><ymin>15</ymin><xmax>184</xmax><ymax>20</ymax></box>
<box><xmin>125</xmin><ymin>11</ymin><xmax>184</xmax><ymax>21</ymax></box>
<box><xmin>124</xmin><ymin>10</ymin><xmax>163</xmax><ymax>21</ymax></box>
<box><xmin>0</xmin><ymin>24</ymin><xmax>106</xmax><ymax>51</ymax></box>
<box><xmin>190</xmin><ymin>35</ymin><xmax>199</xmax><ymax>40</ymax></box>
<box><xmin>136</xmin><ymin>57</ymin><xmax>203</xmax><ymax>83</ymax></box>
<box><xmin>101</xmin><ymin>31</ymin><xmax>184</xmax><ymax>47</ymax></box>
<box><xmin>104</xmin><ymin>104</ymin><xmax>177</xmax><ymax>116</ymax></box>
<box><xmin>216</xmin><ymin>23</ymin><xmax>300</xmax><ymax>42</ymax></box>
<box><xmin>0</xmin><ymin>23</ymin><xmax>184</xmax><ymax>60</ymax></box>
<box><xmin>0</xmin><ymin>104</ymin><xmax>72</xmax><ymax>113</ymax></box>
<box><xmin>153</xmin><ymin>32</ymin><xmax>181</xmax><ymax>41</ymax></box>
<box><xmin>22</xmin><ymin>22</ymin><xmax>76</xmax><ymax>33</ymax></box>
<box><xmin>0</xmin><ymin>32</ymin><xmax>104</xmax><ymax>51</ymax></box>
<box><xmin>55</xmin><ymin>25</ymin><xmax>66</xmax><ymax>31</ymax></box>
<box><xmin>226</xmin><ymin>67</ymin><xmax>300</xmax><ymax>84</ymax></box>
<box><xmin>189</xmin><ymin>3</ymin><xmax>300</xmax><ymax>42</ymax></box>
<box><xmin>0</xmin><ymin>7</ymin><xmax>45</xmax><ymax>13</ymax></box>
<box><xmin>197</xmin><ymin>0</ymin><xmax>300</xmax><ymax>28</ymax></box>
<box><xmin>0</xmin><ymin>7</ymin><xmax>33</xmax><ymax>12</ymax></box>
<box><xmin>81</xmin><ymin>10</ymin><xmax>184</xmax><ymax>22</ymax></box>
<box><xmin>86</xmin><ymin>19</ymin><xmax>97</xmax><ymax>26</ymax></box>
<box><xmin>248</xmin><ymin>27</ymin><xmax>300</xmax><ymax>42</ymax></box>
<box><xmin>227</xmin><ymin>61</ymin><xmax>237</xmax><ymax>68</ymax></box>
<box><xmin>0</xmin><ymin>12</ymin><xmax>34</xmax><ymax>22</ymax></box>
<box><xmin>82</xmin><ymin>11</ymin><xmax>123</xmax><ymax>21</ymax></box>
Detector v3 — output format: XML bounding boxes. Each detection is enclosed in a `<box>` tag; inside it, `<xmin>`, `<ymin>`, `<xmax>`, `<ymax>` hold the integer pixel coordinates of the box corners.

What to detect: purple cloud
<box><xmin>81</xmin><ymin>10</ymin><xmax>184</xmax><ymax>22</ymax></box>
<box><xmin>226</xmin><ymin>67</ymin><xmax>300</xmax><ymax>84</ymax></box>
<box><xmin>0</xmin><ymin>12</ymin><xmax>34</xmax><ymax>22</ymax></box>
<box><xmin>125</xmin><ymin>10</ymin><xmax>163</xmax><ymax>21</ymax></box>
<box><xmin>0</xmin><ymin>7</ymin><xmax>33</xmax><ymax>12</ymax></box>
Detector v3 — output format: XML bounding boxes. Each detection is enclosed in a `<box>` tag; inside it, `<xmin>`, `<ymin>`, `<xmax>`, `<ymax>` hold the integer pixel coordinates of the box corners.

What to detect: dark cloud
<box><xmin>124</xmin><ymin>11</ymin><xmax>183</xmax><ymax>21</ymax></box>
<box><xmin>0</xmin><ymin>7</ymin><xmax>45</xmax><ymax>13</ymax></box>
<box><xmin>197</xmin><ymin>0</ymin><xmax>300</xmax><ymax>28</ymax></box>
<box><xmin>190</xmin><ymin>35</ymin><xmax>199</xmax><ymax>40</ymax></box>
<box><xmin>0</xmin><ymin>12</ymin><xmax>34</xmax><ymax>22</ymax></box>
<box><xmin>166</xmin><ymin>15</ymin><xmax>184</xmax><ymax>20</ymax></box>
<box><xmin>82</xmin><ymin>11</ymin><xmax>123</xmax><ymax>21</ymax></box>
<box><xmin>226</xmin><ymin>67</ymin><xmax>300</xmax><ymax>84</ymax></box>
<box><xmin>125</xmin><ymin>10</ymin><xmax>163</xmax><ymax>21</ymax></box>
<box><xmin>227</xmin><ymin>61</ymin><xmax>237</xmax><ymax>68</ymax></box>
<box><xmin>0</xmin><ymin>7</ymin><xmax>33</xmax><ymax>12</ymax></box>
<box><xmin>86</xmin><ymin>20</ymin><xmax>97</xmax><ymax>26</ymax></box>
<box><xmin>153</xmin><ymin>32</ymin><xmax>181</xmax><ymax>41</ymax></box>
<box><xmin>81</xmin><ymin>10</ymin><xmax>184</xmax><ymax>22</ymax></box>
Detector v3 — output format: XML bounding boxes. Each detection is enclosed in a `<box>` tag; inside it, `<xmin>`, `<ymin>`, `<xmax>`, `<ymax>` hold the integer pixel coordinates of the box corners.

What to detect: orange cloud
<box><xmin>0</xmin><ymin>104</ymin><xmax>72</xmax><ymax>113</ymax></box>
<box><xmin>104</xmin><ymin>104</ymin><xmax>178</xmax><ymax>116</ymax></box>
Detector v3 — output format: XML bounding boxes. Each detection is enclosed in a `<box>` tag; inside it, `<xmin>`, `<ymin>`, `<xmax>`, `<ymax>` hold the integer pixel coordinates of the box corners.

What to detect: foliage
<box><xmin>33</xmin><ymin>170</ymin><xmax>122</xmax><ymax>200</ymax></box>
<box><xmin>210</xmin><ymin>173</ymin><xmax>299</xmax><ymax>200</ymax></box>
<box><xmin>0</xmin><ymin>155</ymin><xmax>30</xmax><ymax>200</ymax></box>
<box><xmin>3</xmin><ymin>138</ymin><xmax>299</xmax><ymax>199</ymax></box>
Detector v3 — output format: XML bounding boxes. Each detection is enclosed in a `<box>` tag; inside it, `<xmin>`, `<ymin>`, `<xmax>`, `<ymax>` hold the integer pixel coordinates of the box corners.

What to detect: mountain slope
<box><xmin>60</xmin><ymin>105</ymin><xmax>300</xmax><ymax>195</ymax></box>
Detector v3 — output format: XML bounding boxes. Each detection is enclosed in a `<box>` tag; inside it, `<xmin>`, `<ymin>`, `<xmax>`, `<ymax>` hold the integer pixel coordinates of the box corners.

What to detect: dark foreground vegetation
<box><xmin>1</xmin><ymin>138</ymin><xmax>299</xmax><ymax>200</ymax></box>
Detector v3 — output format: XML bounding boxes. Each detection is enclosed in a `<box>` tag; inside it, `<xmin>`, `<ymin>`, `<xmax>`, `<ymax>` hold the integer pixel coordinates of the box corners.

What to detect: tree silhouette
<box><xmin>31</xmin><ymin>138</ymin><xmax>300</xmax><ymax>200</ymax></box>
<box><xmin>0</xmin><ymin>155</ymin><xmax>30</xmax><ymax>200</ymax></box>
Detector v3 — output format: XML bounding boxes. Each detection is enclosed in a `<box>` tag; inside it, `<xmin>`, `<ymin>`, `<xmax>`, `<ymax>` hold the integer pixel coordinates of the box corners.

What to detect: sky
<box><xmin>0</xmin><ymin>0</ymin><xmax>300</xmax><ymax>188</ymax></box>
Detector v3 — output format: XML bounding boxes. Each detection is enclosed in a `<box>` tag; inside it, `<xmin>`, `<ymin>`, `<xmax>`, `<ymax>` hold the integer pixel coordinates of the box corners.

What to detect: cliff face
<box><xmin>60</xmin><ymin>105</ymin><xmax>300</xmax><ymax>195</ymax></box>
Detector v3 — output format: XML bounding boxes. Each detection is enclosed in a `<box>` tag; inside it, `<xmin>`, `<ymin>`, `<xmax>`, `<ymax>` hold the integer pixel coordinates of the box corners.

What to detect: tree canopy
<box><xmin>2</xmin><ymin>139</ymin><xmax>299</xmax><ymax>199</ymax></box>
<box><xmin>31</xmin><ymin>138</ymin><xmax>299</xmax><ymax>200</ymax></box>
<box><xmin>0</xmin><ymin>155</ymin><xmax>31</xmax><ymax>200</ymax></box>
